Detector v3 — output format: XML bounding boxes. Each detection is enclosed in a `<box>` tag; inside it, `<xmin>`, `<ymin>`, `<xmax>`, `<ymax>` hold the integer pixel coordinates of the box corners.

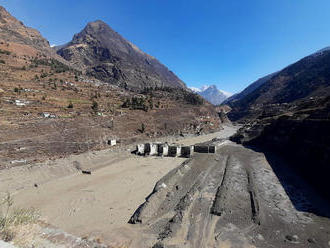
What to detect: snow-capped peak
<box><xmin>189</xmin><ymin>86</ymin><xmax>202</xmax><ymax>93</ymax></box>
<box><xmin>219</xmin><ymin>89</ymin><xmax>233</xmax><ymax>97</ymax></box>
<box><xmin>188</xmin><ymin>85</ymin><xmax>233</xmax><ymax>105</ymax></box>
<box><xmin>200</xmin><ymin>85</ymin><xmax>210</xmax><ymax>91</ymax></box>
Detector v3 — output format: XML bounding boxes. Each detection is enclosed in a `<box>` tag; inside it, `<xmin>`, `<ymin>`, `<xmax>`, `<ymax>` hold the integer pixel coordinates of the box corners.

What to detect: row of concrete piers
<box><xmin>136</xmin><ymin>143</ymin><xmax>216</xmax><ymax>158</ymax></box>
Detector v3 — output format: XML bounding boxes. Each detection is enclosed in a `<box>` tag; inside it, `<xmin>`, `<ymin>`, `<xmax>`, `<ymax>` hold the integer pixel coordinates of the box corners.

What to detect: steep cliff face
<box><xmin>57</xmin><ymin>20</ymin><xmax>186</xmax><ymax>90</ymax></box>
<box><xmin>231</xmin><ymin>97</ymin><xmax>330</xmax><ymax>199</ymax></box>
<box><xmin>228</xmin><ymin>47</ymin><xmax>330</xmax><ymax>200</ymax></box>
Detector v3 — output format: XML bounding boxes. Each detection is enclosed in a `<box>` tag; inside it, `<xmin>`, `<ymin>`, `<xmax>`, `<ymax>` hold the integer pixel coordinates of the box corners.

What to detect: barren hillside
<box><xmin>0</xmin><ymin>6</ymin><xmax>222</xmax><ymax>168</ymax></box>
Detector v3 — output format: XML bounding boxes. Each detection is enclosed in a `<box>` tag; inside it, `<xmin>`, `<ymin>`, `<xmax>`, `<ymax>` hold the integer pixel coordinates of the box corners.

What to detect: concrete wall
<box><xmin>149</xmin><ymin>143</ymin><xmax>158</xmax><ymax>156</ymax></box>
<box><xmin>194</xmin><ymin>145</ymin><xmax>216</xmax><ymax>153</ymax></box>
<box><xmin>176</xmin><ymin>146</ymin><xmax>182</xmax><ymax>157</ymax></box>
<box><xmin>158</xmin><ymin>144</ymin><xmax>169</xmax><ymax>156</ymax></box>
<box><xmin>208</xmin><ymin>146</ymin><xmax>216</xmax><ymax>153</ymax></box>
<box><xmin>144</xmin><ymin>143</ymin><xmax>151</xmax><ymax>155</ymax></box>
<box><xmin>181</xmin><ymin>146</ymin><xmax>194</xmax><ymax>158</ymax></box>
<box><xmin>136</xmin><ymin>143</ymin><xmax>214</xmax><ymax>157</ymax></box>
<box><xmin>168</xmin><ymin>146</ymin><xmax>178</xmax><ymax>157</ymax></box>
<box><xmin>137</xmin><ymin>144</ymin><xmax>145</xmax><ymax>155</ymax></box>
<box><xmin>194</xmin><ymin>145</ymin><xmax>209</xmax><ymax>153</ymax></box>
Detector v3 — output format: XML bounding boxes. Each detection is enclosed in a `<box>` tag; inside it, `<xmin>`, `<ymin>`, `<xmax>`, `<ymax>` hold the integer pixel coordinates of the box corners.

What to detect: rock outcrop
<box><xmin>227</xmin><ymin>48</ymin><xmax>330</xmax><ymax>201</ymax></box>
<box><xmin>57</xmin><ymin>20</ymin><xmax>186</xmax><ymax>90</ymax></box>
<box><xmin>230</xmin><ymin>95</ymin><xmax>330</xmax><ymax>200</ymax></box>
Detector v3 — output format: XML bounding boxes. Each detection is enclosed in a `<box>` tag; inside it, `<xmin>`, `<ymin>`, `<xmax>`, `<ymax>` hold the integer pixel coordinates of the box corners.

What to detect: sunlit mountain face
<box><xmin>189</xmin><ymin>85</ymin><xmax>232</xmax><ymax>105</ymax></box>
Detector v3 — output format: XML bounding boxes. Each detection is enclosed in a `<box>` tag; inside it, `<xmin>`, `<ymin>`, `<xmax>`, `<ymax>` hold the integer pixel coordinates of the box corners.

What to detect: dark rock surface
<box><xmin>231</xmin><ymin>97</ymin><xmax>330</xmax><ymax>200</ymax></box>
<box><xmin>129</xmin><ymin>141</ymin><xmax>330</xmax><ymax>247</ymax></box>
<box><xmin>227</xmin><ymin>47</ymin><xmax>330</xmax><ymax>203</ymax></box>
<box><xmin>57</xmin><ymin>20</ymin><xmax>186</xmax><ymax>90</ymax></box>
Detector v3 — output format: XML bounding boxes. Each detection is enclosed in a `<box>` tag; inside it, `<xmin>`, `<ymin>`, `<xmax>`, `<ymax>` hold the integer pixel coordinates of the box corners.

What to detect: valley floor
<box><xmin>1</xmin><ymin>124</ymin><xmax>330</xmax><ymax>247</ymax></box>
<box><xmin>0</xmin><ymin>125</ymin><xmax>237</xmax><ymax>247</ymax></box>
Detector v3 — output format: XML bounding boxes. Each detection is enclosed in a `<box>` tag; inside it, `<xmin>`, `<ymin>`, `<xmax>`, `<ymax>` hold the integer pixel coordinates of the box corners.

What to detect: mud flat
<box><xmin>129</xmin><ymin>142</ymin><xmax>330</xmax><ymax>248</ymax></box>
<box><xmin>0</xmin><ymin>125</ymin><xmax>237</xmax><ymax>247</ymax></box>
<box><xmin>3</xmin><ymin>123</ymin><xmax>329</xmax><ymax>247</ymax></box>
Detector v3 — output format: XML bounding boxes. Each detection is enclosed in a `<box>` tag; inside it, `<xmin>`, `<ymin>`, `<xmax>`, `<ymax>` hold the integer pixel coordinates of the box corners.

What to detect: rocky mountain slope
<box><xmin>0</xmin><ymin>6</ymin><xmax>222</xmax><ymax>168</ymax></box>
<box><xmin>0</xmin><ymin>6</ymin><xmax>49</xmax><ymax>50</ymax></box>
<box><xmin>190</xmin><ymin>85</ymin><xmax>231</xmax><ymax>105</ymax></box>
<box><xmin>228</xmin><ymin>48</ymin><xmax>330</xmax><ymax>200</ymax></box>
<box><xmin>224</xmin><ymin>72</ymin><xmax>278</xmax><ymax>104</ymax></box>
<box><xmin>57</xmin><ymin>20</ymin><xmax>186</xmax><ymax>90</ymax></box>
<box><xmin>227</xmin><ymin>49</ymin><xmax>330</xmax><ymax>120</ymax></box>
<box><xmin>0</xmin><ymin>6</ymin><xmax>73</xmax><ymax>67</ymax></box>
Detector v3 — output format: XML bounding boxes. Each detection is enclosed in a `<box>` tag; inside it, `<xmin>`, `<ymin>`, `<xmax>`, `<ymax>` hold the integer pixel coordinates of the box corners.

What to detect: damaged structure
<box><xmin>135</xmin><ymin>143</ymin><xmax>215</xmax><ymax>158</ymax></box>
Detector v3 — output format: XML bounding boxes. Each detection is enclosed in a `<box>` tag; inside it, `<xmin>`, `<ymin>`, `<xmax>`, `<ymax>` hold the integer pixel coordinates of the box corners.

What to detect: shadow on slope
<box><xmin>247</xmin><ymin>145</ymin><xmax>330</xmax><ymax>219</ymax></box>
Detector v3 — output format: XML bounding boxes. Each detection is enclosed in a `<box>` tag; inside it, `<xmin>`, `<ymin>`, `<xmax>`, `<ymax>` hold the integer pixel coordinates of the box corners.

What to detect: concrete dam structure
<box><xmin>136</xmin><ymin>143</ymin><xmax>216</xmax><ymax>158</ymax></box>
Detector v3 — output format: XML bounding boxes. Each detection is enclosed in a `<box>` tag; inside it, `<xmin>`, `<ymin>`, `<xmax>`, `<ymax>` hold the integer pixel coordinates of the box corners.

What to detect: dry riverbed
<box><xmin>0</xmin><ymin>125</ymin><xmax>237</xmax><ymax>247</ymax></box>
<box><xmin>2</xmin><ymin>124</ymin><xmax>329</xmax><ymax>248</ymax></box>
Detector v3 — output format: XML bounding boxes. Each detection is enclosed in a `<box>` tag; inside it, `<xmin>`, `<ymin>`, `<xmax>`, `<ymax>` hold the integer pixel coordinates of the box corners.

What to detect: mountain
<box><xmin>57</xmin><ymin>20</ymin><xmax>186</xmax><ymax>90</ymax></box>
<box><xmin>229</xmin><ymin>48</ymin><xmax>330</xmax><ymax>200</ymax></box>
<box><xmin>313</xmin><ymin>46</ymin><xmax>330</xmax><ymax>55</ymax></box>
<box><xmin>190</xmin><ymin>85</ymin><xmax>232</xmax><ymax>105</ymax></box>
<box><xmin>0</xmin><ymin>6</ymin><xmax>222</xmax><ymax>167</ymax></box>
<box><xmin>226</xmin><ymin>47</ymin><xmax>330</xmax><ymax>106</ymax></box>
<box><xmin>0</xmin><ymin>6</ymin><xmax>49</xmax><ymax>49</ymax></box>
<box><xmin>189</xmin><ymin>85</ymin><xmax>209</xmax><ymax>93</ymax></box>
<box><xmin>228</xmin><ymin>48</ymin><xmax>330</xmax><ymax>120</ymax></box>
<box><xmin>224</xmin><ymin>72</ymin><xmax>278</xmax><ymax>104</ymax></box>
<box><xmin>0</xmin><ymin>6</ymin><xmax>71</xmax><ymax>65</ymax></box>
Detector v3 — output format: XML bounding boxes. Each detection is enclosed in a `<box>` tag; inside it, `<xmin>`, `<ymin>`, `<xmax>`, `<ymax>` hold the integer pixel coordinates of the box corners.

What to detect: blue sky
<box><xmin>1</xmin><ymin>0</ymin><xmax>330</xmax><ymax>93</ymax></box>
